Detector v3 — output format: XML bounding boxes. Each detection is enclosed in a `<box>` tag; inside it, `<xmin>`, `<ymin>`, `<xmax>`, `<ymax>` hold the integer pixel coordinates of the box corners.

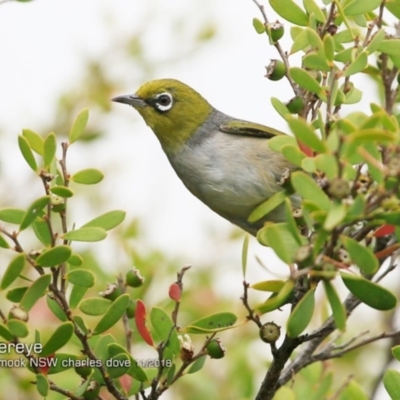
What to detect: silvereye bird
<box><xmin>112</xmin><ymin>79</ymin><xmax>296</xmax><ymax>236</ymax></box>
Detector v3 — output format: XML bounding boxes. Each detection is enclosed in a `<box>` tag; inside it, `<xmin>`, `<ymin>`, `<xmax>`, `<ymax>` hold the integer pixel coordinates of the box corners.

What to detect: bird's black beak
<box><xmin>112</xmin><ymin>94</ymin><xmax>147</xmax><ymax>108</ymax></box>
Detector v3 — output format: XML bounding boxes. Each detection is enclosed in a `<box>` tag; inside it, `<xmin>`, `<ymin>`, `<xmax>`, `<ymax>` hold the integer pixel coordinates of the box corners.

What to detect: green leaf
<box><xmin>284</xmin><ymin>198</ymin><xmax>304</xmax><ymax>245</ymax></box>
<box><xmin>303</xmin><ymin>0</ymin><xmax>326</xmax><ymax>22</ymax></box>
<box><xmin>251</xmin><ymin>279</ymin><xmax>285</xmax><ymax>292</ymax></box>
<box><xmin>290</xmin><ymin>28</ymin><xmax>309</xmax><ymax>54</ymax></box>
<box><xmin>273</xmin><ymin>386</ymin><xmax>296</xmax><ymax>400</ymax></box>
<box><xmin>323</xmin><ymin>202</ymin><xmax>347</xmax><ymax>231</ymax></box>
<box><xmin>183</xmin><ymin>312</ymin><xmax>237</xmax><ymax>334</ymax></box>
<box><xmin>392</xmin><ymin>346</ymin><xmax>400</xmax><ymax>361</ymax></box>
<box><xmin>62</xmin><ymin>227</ymin><xmax>107</xmax><ymax>242</ymax></box>
<box><xmin>341</xmin><ymin>236</ymin><xmax>379</xmax><ymax>274</ymax></box>
<box><xmin>50</xmin><ymin>186</ymin><xmax>74</xmax><ymax>198</ymax></box>
<box><xmin>340</xmin><ymin>380</ymin><xmax>369</xmax><ymax>400</ymax></box>
<box><xmin>1</xmin><ymin>253</ymin><xmax>25</xmax><ymax>290</ymax></box>
<box><xmin>291</xmin><ymin>171</ymin><xmax>330</xmax><ymax>211</ymax></box>
<box><xmin>323</xmin><ymin>33</ymin><xmax>335</xmax><ymax>61</ymax></box>
<box><xmin>43</xmin><ymin>132</ymin><xmax>57</xmax><ymax>168</ymax></box>
<box><xmin>0</xmin><ymin>208</ymin><xmax>25</xmax><ymax>224</ymax></box>
<box><xmin>93</xmin><ymin>294</ymin><xmax>130</xmax><ymax>334</ymax></box>
<box><xmin>347</xmin><ymin>129</ymin><xmax>397</xmax><ymax>146</ymax></box>
<box><xmin>256</xmin><ymin>279</ymin><xmax>295</xmax><ymax>314</ymax></box>
<box><xmin>306</xmin><ymin>28</ymin><xmax>325</xmax><ymax>56</ymax></box>
<box><xmin>270</xmin><ymin>0</ymin><xmax>309</xmax><ymax>26</ymax></box>
<box><xmin>69</xmin><ymin>285</ymin><xmax>88</xmax><ymax>309</ymax></box>
<box><xmin>0</xmin><ymin>324</ymin><xmax>13</xmax><ymax>341</ymax></box>
<box><xmin>36</xmin><ymin>245</ymin><xmax>72</xmax><ymax>267</ymax></box>
<box><xmin>257</xmin><ymin>223</ymin><xmax>302</xmax><ymax>264</ymax></box>
<box><xmin>47</xmin><ymin>353</ymin><xmax>77</xmax><ymax>375</ymax></box>
<box><xmin>68</xmin><ymin>254</ymin><xmax>83</xmax><ymax>266</ymax></box>
<box><xmin>252</xmin><ymin>17</ymin><xmax>265</xmax><ymax>34</ymax></box>
<box><xmin>267</xmin><ymin>133</ymin><xmax>297</xmax><ymax>152</ymax></box>
<box><xmin>366</xmin><ymin>29</ymin><xmax>385</xmax><ymax>53</ymax></box>
<box><xmin>248</xmin><ymin>190</ymin><xmax>287</xmax><ymax>223</ymax></box>
<box><xmin>32</xmin><ymin>219</ymin><xmax>52</xmax><ymax>246</ymax></box>
<box><xmin>81</xmin><ymin>210</ymin><xmax>126</xmax><ymax>231</ymax></box>
<box><xmin>66</xmin><ymin>269</ymin><xmax>95</xmax><ymax>287</ymax></box>
<box><xmin>302</xmin><ymin>53</ymin><xmax>332</xmax><ymax>72</ymax></box>
<box><xmin>188</xmin><ymin>355</ymin><xmax>207</xmax><ymax>374</ymax></box>
<box><xmin>289</xmin><ymin>67</ymin><xmax>325</xmax><ymax>96</ymax></box>
<box><xmin>282</xmin><ymin>145</ymin><xmax>306</xmax><ymax>166</ymax></box>
<box><xmin>242</xmin><ymin>234</ymin><xmax>249</xmax><ymax>278</ymax></box>
<box><xmin>20</xmin><ymin>274</ymin><xmax>51</xmax><ymax>312</ymax></box>
<box><xmin>46</xmin><ymin>295</ymin><xmax>67</xmax><ymax>321</ymax></box>
<box><xmin>378</xmin><ymin>39</ymin><xmax>400</xmax><ymax>56</ymax></box>
<box><xmin>0</xmin><ymin>234</ymin><xmax>9</xmax><ymax>249</ymax></box>
<box><xmin>71</xmin><ymin>168</ymin><xmax>103</xmax><ymax>184</ymax></box>
<box><xmin>288</xmin><ymin>117</ymin><xmax>327</xmax><ymax>153</ymax></box>
<box><xmin>22</xmin><ymin>129</ymin><xmax>44</xmax><ymax>155</ymax></box>
<box><xmin>314</xmin><ymin>154</ymin><xmax>338</xmax><ymax>179</ymax></box>
<box><xmin>6</xmin><ymin>286</ymin><xmax>28</xmax><ymax>302</ymax></box>
<box><xmin>384</xmin><ymin>369</ymin><xmax>400</xmax><ymax>400</ymax></box>
<box><xmin>7</xmin><ymin>319</ymin><xmax>29</xmax><ymax>337</ymax></box>
<box><xmin>20</xmin><ymin>196</ymin><xmax>50</xmax><ymax>231</ymax></box>
<box><xmin>344</xmin><ymin>52</ymin><xmax>368</xmax><ymax>76</ymax></box>
<box><xmin>386</xmin><ymin>1</ymin><xmax>400</xmax><ymax>19</ymax></box>
<box><xmin>107</xmin><ymin>353</ymin><xmax>131</xmax><ymax>379</ymax></box>
<box><xmin>323</xmin><ymin>280</ymin><xmax>346</xmax><ymax>331</ymax></box>
<box><xmin>18</xmin><ymin>135</ymin><xmax>37</xmax><ymax>172</ymax></box>
<box><xmin>287</xmin><ymin>288</ymin><xmax>315</xmax><ymax>337</ymax></box>
<box><xmin>271</xmin><ymin>97</ymin><xmax>291</xmax><ymax>119</ymax></box>
<box><xmin>343</xmin><ymin>0</ymin><xmax>382</xmax><ymax>15</ymax></box>
<box><xmin>150</xmin><ymin>307</ymin><xmax>180</xmax><ymax>356</ymax></box>
<box><xmin>341</xmin><ymin>273</ymin><xmax>397</xmax><ymax>310</ymax></box>
<box><xmin>79</xmin><ymin>297</ymin><xmax>111</xmax><ymax>316</ymax></box>
<box><xmin>41</xmin><ymin>322</ymin><xmax>74</xmax><ymax>356</ymax></box>
<box><xmin>107</xmin><ymin>344</ymin><xmax>148</xmax><ymax>382</ymax></box>
<box><xmin>69</xmin><ymin>108</ymin><xmax>89</xmax><ymax>144</ymax></box>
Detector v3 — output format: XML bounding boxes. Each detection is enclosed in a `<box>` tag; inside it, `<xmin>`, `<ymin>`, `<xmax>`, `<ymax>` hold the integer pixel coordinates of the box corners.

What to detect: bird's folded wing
<box><xmin>219</xmin><ymin>120</ymin><xmax>285</xmax><ymax>139</ymax></box>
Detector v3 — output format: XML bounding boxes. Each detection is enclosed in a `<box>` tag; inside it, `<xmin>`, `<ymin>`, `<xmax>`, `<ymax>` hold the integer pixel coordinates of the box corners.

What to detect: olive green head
<box><xmin>112</xmin><ymin>79</ymin><xmax>213</xmax><ymax>153</ymax></box>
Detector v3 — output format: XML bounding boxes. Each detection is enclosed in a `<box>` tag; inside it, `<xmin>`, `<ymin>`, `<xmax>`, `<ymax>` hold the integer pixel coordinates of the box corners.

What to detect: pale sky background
<box><xmin>0</xmin><ymin>1</ymin><xmax>396</xmax><ymax>399</ymax></box>
<box><xmin>0</xmin><ymin>0</ymin><xmax>295</xmax><ymax>280</ymax></box>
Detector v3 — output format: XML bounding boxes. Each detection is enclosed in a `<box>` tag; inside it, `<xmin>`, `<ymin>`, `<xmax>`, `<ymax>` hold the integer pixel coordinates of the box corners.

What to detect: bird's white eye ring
<box><xmin>154</xmin><ymin>92</ymin><xmax>173</xmax><ymax>112</ymax></box>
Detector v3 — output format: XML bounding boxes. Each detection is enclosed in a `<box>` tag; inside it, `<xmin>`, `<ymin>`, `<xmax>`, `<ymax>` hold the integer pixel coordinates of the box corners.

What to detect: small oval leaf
<box><xmin>341</xmin><ymin>236</ymin><xmax>379</xmax><ymax>274</ymax></box>
<box><xmin>18</xmin><ymin>135</ymin><xmax>37</xmax><ymax>172</ymax></box>
<box><xmin>341</xmin><ymin>273</ymin><xmax>397</xmax><ymax>310</ymax></box>
<box><xmin>62</xmin><ymin>227</ymin><xmax>107</xmax><ymax>242</ymax></box>
<box><xmin>1</xmin><ymin>253</ymin><xmax>25</xmax><ymax>290</ymax></box>
<box><xmin>69</xmin><ymin>108</ymin><xmax>89</xmax><ymax>144</ymax></box>
<box><xmin>79</xmin><ymin>297</ymin><xmax>111</xmax><ymax>316</ymax></box>
<box><xmin>66</xmin><ymin>269</ymin><xmax>95</xmax><ymax>287</ymax></box>
<box><xmin>20</xmin><ymin>196</ymin><xmax>50</xmax><ymax>231</ymax></box>
<box><xmin>22</xmin><ymin>129</ymin><xmax>44</xmax><ymax>155</ymax></box>
<box><xmin>0</xmin><ymin>208</ymin><xmax>25</xmax><ymax>224</ymax></box>
<box><xmin>36</xmin><ymin>245</ymin><xmax>72</xmax><ymax>267</ymax></box>
<box><xmin>287</xmin><ymin>288</ymin><xmax>315</xmax><ymax>337</ymax></box>
<box><xmin>150</xmin><ymin>307</ymin><xmax>180</xmax><ymax>356</ymax></box>
<box><xmin>41</xmin><ymin>322</ymin><xmax>74</xmax><ymax>356</ymax></box>
<box><xmin>94</xmin><ymin>294</ymin><xmax>130</xmax><ymax>335</ymax></box>
<box><xmin>71</xmin><ymin>168</ymin><xmax>104</xmax><ymax>185</ymax></box>
<box><xmin>50</xmin><ymin>186</ymin><xmax>74</xmax><ymax>198</ymax></box>
<box><xmin>43</xmin><ymin>132</ymin><xmax>57</xmax><ymax>169</ymax></box>
<box><xmin>7</xmin><ymin>319</ymin><xmax>29</xmax><ymax>337</ymax></box>
<box><xmin>184</xmin><ymin>312</ymin><xmax>237</xmax><ymax>334</ymax></box>
<box><xmin>81</xmin><ymin>210</ymin><xmax>126</xmax><ymax>231</ymax></box>
<box><xmin>20</xmin><ymin>274</ymin><xmax>51</xmax><ymax>312</ymax></box>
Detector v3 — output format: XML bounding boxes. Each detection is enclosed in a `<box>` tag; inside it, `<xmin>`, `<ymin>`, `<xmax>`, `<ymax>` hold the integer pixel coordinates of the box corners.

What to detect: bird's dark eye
<box><xmin>154</xmin><ymin>92</ymin><xmax>173</xmax><ymax>112</ymax></box>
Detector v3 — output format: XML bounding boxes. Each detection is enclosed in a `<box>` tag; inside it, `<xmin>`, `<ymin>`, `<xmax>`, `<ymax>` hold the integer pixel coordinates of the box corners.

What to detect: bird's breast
<box><xmin>166</xmin><ymin>131</ymin><xmax>290</xmax><ymax>225</ymax></box>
